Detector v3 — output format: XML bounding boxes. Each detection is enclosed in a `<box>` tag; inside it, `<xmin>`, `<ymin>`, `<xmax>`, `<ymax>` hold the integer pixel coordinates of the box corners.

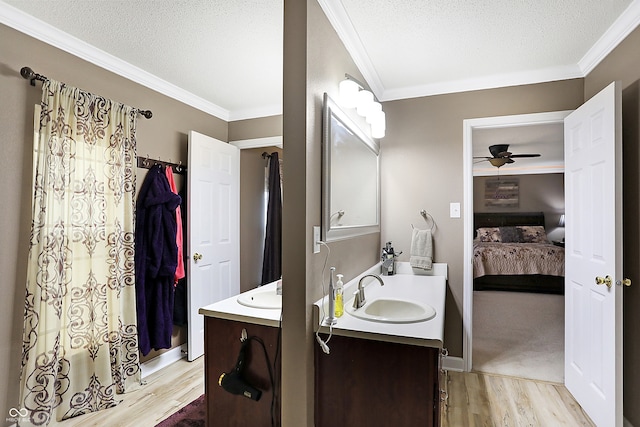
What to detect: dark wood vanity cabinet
<box><xmin>315</xmin><ymin>335</ymin><xmax>441</xmax><ymax>427</ymax></box>
<box><xmin>204</xmin><ymin>317</ymin><xmax>281</xmax><ymax>427</ymax></box>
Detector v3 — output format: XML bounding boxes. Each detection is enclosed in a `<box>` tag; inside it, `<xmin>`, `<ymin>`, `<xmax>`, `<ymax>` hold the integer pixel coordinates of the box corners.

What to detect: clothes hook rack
<box><xmin>136</xmin><ymin>155</ymin><xmax>187</xmax><ymax>174</ymax></box>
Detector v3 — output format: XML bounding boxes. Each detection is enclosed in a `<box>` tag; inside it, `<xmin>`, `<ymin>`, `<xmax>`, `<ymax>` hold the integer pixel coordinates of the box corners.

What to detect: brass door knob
<box><xmin>616</xmin><ymin>278</ymin><xmax>632</xmax><ymax>287</ymax></box>
<box><xmin>595</xmin><ymin>275</ymin><xmax>613</xmax><ymax>288</ymax></box>
<box><xmin>193</xmin><ymin>253</ymin><xmax>203</xmax><ymax>262</ymax></box>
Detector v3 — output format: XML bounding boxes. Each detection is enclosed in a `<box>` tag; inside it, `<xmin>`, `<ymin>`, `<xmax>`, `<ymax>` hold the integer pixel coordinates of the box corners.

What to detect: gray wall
<box><xmin>281</xmin><ymin>1</ymin><xmax>381</xmax><ymax>424</ymax></box>
<box><xmin>239</xmin><ymin>146</ymin><xmax>283</xmax><ymax>292</ymax></box>
<box><xmin>3</xmin><ymin>3</ymin><xmax>640</xmax><ymax>425</ymax></box>
<box><xmin>0</xmin><ymin>22</ymin><xmax>278</xmax><ymax>422</ymax></box>
<box><xmin>473</xmin><ymin>173</ymin><xmax>565</xmax><ymax>240</ymax></box>
<box><xmin>380</xmin><ymin>80</ymin><xmax>584</xmax><ymax>356</ymax></box>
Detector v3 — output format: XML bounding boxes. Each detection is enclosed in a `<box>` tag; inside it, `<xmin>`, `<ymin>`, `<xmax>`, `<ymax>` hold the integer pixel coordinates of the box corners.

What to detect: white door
<box><xmin>564</xmin><ymin>81</ymin><xmax>623</xmax><ymax>426</ymax></box>
<box><xmin>187</xmin><ymin>131</ymin><xmax>240</xmax><ymax>361</ymax></box>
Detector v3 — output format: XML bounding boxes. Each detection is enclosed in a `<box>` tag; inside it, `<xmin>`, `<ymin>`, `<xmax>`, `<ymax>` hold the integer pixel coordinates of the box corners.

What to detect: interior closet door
<box><xmin>187</xmin><ymin>131</ymin><xmax>240</xmax><ymax>361</ymax></box>
<box><xmin>564</xmin><ymin>81</ymin><xmax>623</xmax><ymax>427</ymax></box>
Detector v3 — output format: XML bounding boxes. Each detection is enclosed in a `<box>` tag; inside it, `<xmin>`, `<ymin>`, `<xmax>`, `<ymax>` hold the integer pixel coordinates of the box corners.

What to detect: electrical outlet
<box><xmin>313</xmin><ymin>226</ymin><xmax>321</xmax><ymax>253</ymax></box>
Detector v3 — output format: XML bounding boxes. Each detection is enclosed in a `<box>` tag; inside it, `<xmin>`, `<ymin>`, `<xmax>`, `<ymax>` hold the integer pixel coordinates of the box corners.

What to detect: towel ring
<box><xmin>417</xmin><ymin>210</ymin><xmax>435</xmax><ymax>231</ymax></box>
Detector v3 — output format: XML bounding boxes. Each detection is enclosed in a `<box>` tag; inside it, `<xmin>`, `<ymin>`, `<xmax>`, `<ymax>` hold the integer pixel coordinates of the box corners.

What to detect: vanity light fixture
<box><xmin>339</xmin><ymin>73</ymin><xmax>386</xmax><ymax>138</ymax></box>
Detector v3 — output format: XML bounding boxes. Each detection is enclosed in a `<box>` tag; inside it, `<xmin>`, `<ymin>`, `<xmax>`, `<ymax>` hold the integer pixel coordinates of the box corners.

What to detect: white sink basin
<box><xmin>237</xmin><ymin>289</ymin><xmax>282</xmax><ymax>309</ymax></box>
<box><xmin>346</xmin><ymin>298</ymin><xmax>436</xmax><ymax>323</ymax></box>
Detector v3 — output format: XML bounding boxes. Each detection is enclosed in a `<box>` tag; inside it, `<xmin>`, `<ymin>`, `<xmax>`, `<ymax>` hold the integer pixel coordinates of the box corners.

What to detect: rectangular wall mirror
<box><xmin>322</xmin><ymin>93</ymin><xmax>380</xmax><ymax>241</ymax></box>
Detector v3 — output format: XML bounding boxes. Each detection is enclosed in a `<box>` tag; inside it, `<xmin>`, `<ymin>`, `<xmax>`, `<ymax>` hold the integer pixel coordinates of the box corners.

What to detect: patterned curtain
<box><xmin>19</xmin><ymin>79</ymin><xmax>141</xmax><ymax>425</ymax></box>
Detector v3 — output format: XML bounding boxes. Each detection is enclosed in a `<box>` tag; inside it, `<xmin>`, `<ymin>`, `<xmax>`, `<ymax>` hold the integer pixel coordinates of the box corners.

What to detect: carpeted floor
<box><xmin>472</xmin><ymin>290</ymin><xmax>564</xmax><ymax>383</ymax></box>
<box><xmin>156</xmin><ymin>394</ymin><xmax>205</xmax><ymax>427</ymax></box>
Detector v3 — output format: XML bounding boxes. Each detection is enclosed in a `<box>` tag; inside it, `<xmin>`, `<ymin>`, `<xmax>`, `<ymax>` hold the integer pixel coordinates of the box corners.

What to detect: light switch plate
<box><xmin>450</xmin><ymin>202</ymin><xmax>461</xmax><ymax>218</ymax></box>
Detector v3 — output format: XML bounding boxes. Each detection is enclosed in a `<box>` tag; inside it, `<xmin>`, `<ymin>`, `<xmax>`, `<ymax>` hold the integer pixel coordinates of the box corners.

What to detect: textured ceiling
<box><xmin>337</xmin><ymin>0</ymin><xmax>635</xmax><ymax>99</ymax></box>
<box><xmin>1</xmin><ymin>0</ymin><xmax>639</xmax><ymax>122</ymax></box>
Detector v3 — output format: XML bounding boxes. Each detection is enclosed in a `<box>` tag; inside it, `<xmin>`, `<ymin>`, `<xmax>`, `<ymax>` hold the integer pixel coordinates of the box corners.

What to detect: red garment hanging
<box><xmin>165</xmin><ymin>166</ymin><xmax>185</xmax><ymax>285</ymax></box>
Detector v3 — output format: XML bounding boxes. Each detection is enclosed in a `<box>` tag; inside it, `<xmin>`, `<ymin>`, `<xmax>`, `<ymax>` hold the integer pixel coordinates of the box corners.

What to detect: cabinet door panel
<box><xmin>315</xmin><ymin>335</ymin><xmax>439</xmax><ymax>427</ymax></box>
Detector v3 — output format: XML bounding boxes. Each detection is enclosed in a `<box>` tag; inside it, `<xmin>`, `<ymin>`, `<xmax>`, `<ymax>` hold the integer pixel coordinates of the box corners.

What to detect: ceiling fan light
<box><xmin>489</xmin><ymin>158</ymin><xmax>507</xmax><ymax>167</ymax></box>
<box><xmin>339</xmin><ymin>79</ymin><xmax>360</xmax><ymax>108</ymax></box>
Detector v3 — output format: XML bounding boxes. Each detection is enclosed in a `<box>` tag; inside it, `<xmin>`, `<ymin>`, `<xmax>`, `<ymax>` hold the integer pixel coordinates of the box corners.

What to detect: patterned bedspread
<box><xmin>473</xmin><ymin>242</ymin><xmax>564</xmax><ymax>278</ymax></box>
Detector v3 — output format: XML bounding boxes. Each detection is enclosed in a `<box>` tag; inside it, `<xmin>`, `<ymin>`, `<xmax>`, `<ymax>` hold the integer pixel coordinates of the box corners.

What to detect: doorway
<box><xmin>462</xmin><ymin>110</ymin><xmax>571</xmax><ymax>377</ymax></box>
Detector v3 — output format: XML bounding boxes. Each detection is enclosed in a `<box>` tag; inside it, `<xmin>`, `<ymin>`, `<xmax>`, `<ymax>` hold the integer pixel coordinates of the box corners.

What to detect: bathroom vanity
<box><xmin>313</xmin><ymin>263</ymin><xmax>448</xmax><ymax>427</ymax></box>
<box><xmin>199</xmin><ymin>263</ymin><xmax>447</xmax><ymax>427</ymax></box>
<box><xmin>199</xmin><ymin>282</ymin><xmax>282</xmax><ymax>427</ymax></box>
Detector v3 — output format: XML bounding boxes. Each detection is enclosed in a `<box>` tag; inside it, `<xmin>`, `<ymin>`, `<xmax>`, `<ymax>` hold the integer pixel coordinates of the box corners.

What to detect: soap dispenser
<box><xmin>325</xmin><ymin>267</ymin><xmax>337</xmax><ymax>325</ymax></box>
<box><xmin>381</xmin><ymin>241</ymin><xmax>396</xmax><ymax>276</ymax></box>
<box><xmin>335</xmin><ymin>274</ymin><xmax>344</xmax><ymax>317</ymax></box>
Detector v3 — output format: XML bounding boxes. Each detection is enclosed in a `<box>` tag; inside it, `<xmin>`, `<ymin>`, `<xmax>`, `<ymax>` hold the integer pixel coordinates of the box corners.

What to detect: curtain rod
<box><xmin>20</xmin><ymin>66</ymin><xmax>153</xmax><ymax>119</ymax></box>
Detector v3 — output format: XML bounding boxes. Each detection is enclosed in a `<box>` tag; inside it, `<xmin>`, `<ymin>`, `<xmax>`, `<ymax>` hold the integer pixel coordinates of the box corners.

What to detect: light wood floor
<box><xmin>54</xmin><ymin>358</ymin><xmax>594</xmax><ymax>426</ymax></box>
<box><xmin>443</xmin><ymin>370</ymin><xmax>595</xmax><ymax>427</ymax></box>
<box><xmin>55</xmin><ymin>357</ymin><xmax>204</xmax><ymax>427</ymax></box>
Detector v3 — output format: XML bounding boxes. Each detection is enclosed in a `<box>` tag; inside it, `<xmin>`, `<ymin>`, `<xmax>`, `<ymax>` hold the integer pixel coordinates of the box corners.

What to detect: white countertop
<box><xmin>313</xmin><ymin>262</ymin><xmax>447</xmax><ymax>348</ymax></box>
<box><xmin>199</xmin><ymin>262</ymin><xmax>447</xmax><ymax>348</ymax></box>
<box><xmin>198</xmin><ymin>281</ymin><xmax>282</xmax><ymax>327</ymax></box>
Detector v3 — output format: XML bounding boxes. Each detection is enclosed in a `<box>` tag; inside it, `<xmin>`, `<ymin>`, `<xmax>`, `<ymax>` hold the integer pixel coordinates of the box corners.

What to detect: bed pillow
<box><xmin>518</xmin><ymin>225</ymin><xmax>550</xmax><ymax>243</ymax></box>
<box><xmin>499</xmin><ymin>226</ymin><xmax>524</xmax><ymax>243</ymax></box>
<box><xmin>476</xmin><ymin>227</ymin><xmax>501</xmax><ymax>242</ymax></box>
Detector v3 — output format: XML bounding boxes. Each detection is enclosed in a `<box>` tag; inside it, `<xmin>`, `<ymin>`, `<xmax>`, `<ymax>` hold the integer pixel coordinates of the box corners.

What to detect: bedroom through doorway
<box><xmin>463</xmin><ymin>111</ymin><xmax>570</xmax><ymax>383</ymax></box>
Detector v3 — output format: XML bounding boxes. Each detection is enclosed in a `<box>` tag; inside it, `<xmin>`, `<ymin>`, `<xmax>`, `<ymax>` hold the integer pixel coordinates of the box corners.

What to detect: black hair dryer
<box><xmin>218</xmin><ymin>340</ymin><xmax>262</xmax><ymax>401</ymax></box>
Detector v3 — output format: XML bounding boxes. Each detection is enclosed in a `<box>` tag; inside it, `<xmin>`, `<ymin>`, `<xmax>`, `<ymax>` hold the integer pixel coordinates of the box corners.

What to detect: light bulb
<box><xmin>356</xmin><ymin>90</ymin><xmax>374</xmax><ymax>117</ymax></box>
<box><xmin>339</xmin><ymin>79</ymin><xmax>359</xmax><ymax>109</ymax></box>
<box><xmin>366</xmin><ymin>102</ymin><xmax>382</xmax><ymax>124</ymax></box>
<box><xmin>371</xmin><ymin>111</ymin><xmax>385</xmax><ymax>139</ymax></box>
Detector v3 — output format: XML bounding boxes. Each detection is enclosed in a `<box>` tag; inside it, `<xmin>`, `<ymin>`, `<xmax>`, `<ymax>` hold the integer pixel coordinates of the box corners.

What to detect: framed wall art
<box><xmin>484</xmin><ymin>178</ymin><xmax>519</xmax><ymax>208</ymax></box>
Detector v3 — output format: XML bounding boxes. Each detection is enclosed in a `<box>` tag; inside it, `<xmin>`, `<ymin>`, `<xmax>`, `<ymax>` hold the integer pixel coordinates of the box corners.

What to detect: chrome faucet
<box><xmin>352</xmin><ymin>274</ymin><xmax>384</xmax><ymax>309</ymax></box>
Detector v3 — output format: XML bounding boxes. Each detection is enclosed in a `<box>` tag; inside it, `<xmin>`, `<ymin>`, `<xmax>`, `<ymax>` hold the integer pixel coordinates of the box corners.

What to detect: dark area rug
<box><xmin>156</xmin><ymin>394</ymin><xmax>205</xmax><ymax>427</ymax></box>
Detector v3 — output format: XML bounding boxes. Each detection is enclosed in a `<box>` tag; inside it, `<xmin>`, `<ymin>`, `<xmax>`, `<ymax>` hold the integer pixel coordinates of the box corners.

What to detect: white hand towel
<box><xmin>410</xmin><ymin>228</ymin><xmax>433</xmax><ymax>270</ymax></box>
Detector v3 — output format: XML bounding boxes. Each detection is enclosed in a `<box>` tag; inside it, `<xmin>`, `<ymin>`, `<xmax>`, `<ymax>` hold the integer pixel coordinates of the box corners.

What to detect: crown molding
<box><xmin>229</xmin><ymin>136</ymin><xmax>282</xmax><ymax>150</ymax></box>
<box><xmin>317</xmin><ymin>0</ymin><xmax>385</xmax><ymax>97</ymax></box>
<box><xmin>578</xmin><ymin>0</ymin><xmax>640</xmax><ymax>75</ymax></box>
<box><xmin>320</xmin><ymin>0</ymin><xmax>640</xmax><ymax>102</ymax></box>
<box><xmin>0</xmin><ymin>1</ymin><xmax>231</xmax><ymax>121</ymax></box>
<box><xmin>381</xmin><ymin>64</ymin><xmax>584</xmax><ymax>101</ymax></box>
<box><xmin>229</xmin><ymin>104</ymin><xmax>282</xmax><ymax>122</ymax></box>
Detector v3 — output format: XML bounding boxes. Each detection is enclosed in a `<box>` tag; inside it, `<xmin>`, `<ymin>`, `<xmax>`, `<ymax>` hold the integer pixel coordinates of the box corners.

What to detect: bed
<box><xmin>473</xmin><ymin>212</ymin><xmax>565</xmax><ymax>294</ymax></box>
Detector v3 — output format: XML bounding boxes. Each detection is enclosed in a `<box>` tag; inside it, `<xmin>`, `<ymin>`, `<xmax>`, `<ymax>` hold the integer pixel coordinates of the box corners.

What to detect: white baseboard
<box><xmin>140</xmin><ymin>344</ymin><xmax>187</xmax><ymax>379</ymax></box>
<box><xmin>442</xmin><ymin>355</ymin><xmax>464</xmax><ymax>372</ymax></box>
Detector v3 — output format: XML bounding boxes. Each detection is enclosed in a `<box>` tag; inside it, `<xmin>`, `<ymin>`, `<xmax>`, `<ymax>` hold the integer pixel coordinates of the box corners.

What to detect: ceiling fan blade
<box><xmin>506</xmin><ymin>158</ymin><xmax>515</xmax><ymax>164</ymax></box>
<box><xmin>509</xmin><ymin>154</ymin><xmax>541</xmax><ymax>158</ymax></box>
<box><xmin>473</xmin><ymin>156</ymin><xmax>492</xmax><ymax>159</ymax></box>
<box><xmin>489</xmin><ymin>144</ymin><xmax>510</xmax><ymax>157</ymax></box>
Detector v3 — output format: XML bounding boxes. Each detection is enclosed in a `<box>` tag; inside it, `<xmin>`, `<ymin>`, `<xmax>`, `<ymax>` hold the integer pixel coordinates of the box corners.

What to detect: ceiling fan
<box><xmin>474</xmin><ymin>144</ymin><xmax>541</xmax><ymax>168</ymax></box>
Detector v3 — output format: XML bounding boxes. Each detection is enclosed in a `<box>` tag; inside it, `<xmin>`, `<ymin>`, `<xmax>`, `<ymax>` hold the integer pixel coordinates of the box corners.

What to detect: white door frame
<box><xmin>461</xmin><ymin>110</ymin><xmax>572</xmax><ymax>372</ymax></box>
